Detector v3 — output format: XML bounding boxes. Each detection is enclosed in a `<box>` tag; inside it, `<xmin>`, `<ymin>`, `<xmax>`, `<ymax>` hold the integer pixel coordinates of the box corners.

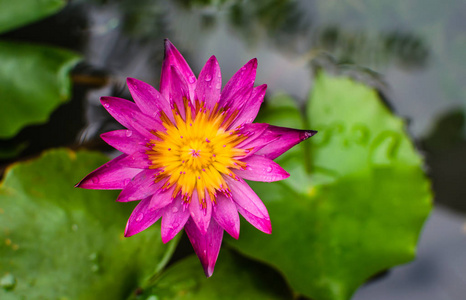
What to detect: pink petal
<box><xmin>234</xmin><ymin>155</ymin><xmax>290</xmax><ymax>182</ymax></box>
<box><xmin>100</xmin><ymin>96</ymin><xmax>164</xmax><ymax>139</ymax></box>
<box><xmin>117</xmin><ymin>150</ymin><xmax>151</xmax><ymax>169</ymax></box>
<box><xmin>224</xmin><ymin>177</ymin><xmax>269</xmax><ymax>220</ymax></box>
<box><xmin>254</xmin><ymin>126</ymin><xmax>317</xmax><ymax>160</ymax></box>
<box><xmin>168</xmin><ymin>65</ymin><xmax>190</xmax><ymax>120</ymax></box>
<box><xmin>124</xmin><ymin>197</ymin><xmax>164</xmax><ymax>237</ymax></box>
<box><xmin>218</xmin><ymin>58</ymin><xmax>257</xmax><ymax>112</ymax></box>
<box><xmin>117</xmin><ymin>169</ymin><xmax>164</xmax><ymax>202</ymax></box>
<box><xmin>189</xmin><ymin>191</ymin><xmax>212</xmax><ymax>235</ymax></box>
<box><xmin>185</xmin><ymin>218</ymin><xmax>224</xmax><ymax>277</ymax></box>
<box><xmin>236</xmin><ymin>123</ymin><xmax>272</xmax><ymax>156</ymax></box>
<box><xmin>212</xmin><ymin>194</ymin><xmax>240</xmax><ymax>239</ymax></box>
<box><xmin>236</xmin><ymin>205</ymin><xmax>272</xmax><ymax>234</ymax></box>
<box><xmin>160</xmin><ymin>39</ymin><xmax>196</xmax><ymax>102</ymax></box>
<box><xmin>148</xmin><ymin>186</ymin><xmax>175</xmax><ymax>211</ymax></box>
<box><xmin>195</xmin><ymin>55</ymin><xmax>221</xmax><ymax>109</ymax></box>
<box><xmin>229</xmin><ymin>84</ymin><xmax>267</xmax><ymax>129</ymax></box>
<box><xmin>75</xmin><ymin>154</ymin><xmax>140</xmax><ymax>190</ymax></box>
<box><xmin>126</xmin><ymin>77</ymin><xmax>173</xmax><ymax>123</ymax></box>
<box><xmin>160</xmin><ymin>198</ymin><xmax>190</xmax><ymax>243</ymax></box>
<box><xmin>100</xmin><ymin>129</ymin><xmax>147</xmax><ymax>155</ymax></box>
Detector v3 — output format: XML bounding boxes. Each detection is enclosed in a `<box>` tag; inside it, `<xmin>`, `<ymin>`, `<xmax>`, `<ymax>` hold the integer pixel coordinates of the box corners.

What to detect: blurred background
<box><xmin>0</xmin><ymin>0</ymin><xmax>465</xmax><ymax>299</ymax></box>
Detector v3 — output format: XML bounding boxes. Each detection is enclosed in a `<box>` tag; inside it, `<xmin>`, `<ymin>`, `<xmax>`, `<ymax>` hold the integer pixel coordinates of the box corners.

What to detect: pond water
<box><xmin>1</xmin><ymin>0</ymin><xmax>465</xmax><ymax>299</ymax></box>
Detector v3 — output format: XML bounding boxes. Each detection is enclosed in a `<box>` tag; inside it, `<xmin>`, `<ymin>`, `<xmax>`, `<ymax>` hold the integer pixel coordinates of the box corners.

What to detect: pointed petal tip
<box><xmin>123</xmin><ymin>223</ymin><xmax>132</xmax><ymax>237</ymax></box>
<box><xmin>164</xmin><ymin>38</ymin><xmax>175</xmax><ymax>54</ymax></box>
<box><xmin>161</xmin><ymin>233</ymin><xmax>174</xmax><ymax>244</ymax></box>
<box><xmin>204</xmin><ymin>264</ymin><xmax>215</xmax><ymax>277</ymax></box>
<box><xmin>303</xmin><ymin>130</ymin><xmax>318</xmax><ymax>140</ymax></box>
<box><xmin>100</xmin><ymin>96</ymin><xmax>109</xmax><ymax>104</ymax></box>
<box><xmin>126</xmin><ymin>77</ymin><xmax>140</xmax><ymax>87</ymax></box>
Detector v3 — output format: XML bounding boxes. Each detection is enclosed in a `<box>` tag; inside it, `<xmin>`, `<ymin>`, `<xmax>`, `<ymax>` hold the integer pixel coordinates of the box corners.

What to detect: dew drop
<box><xmin>215</xmin><ymin>83</ymin><xmax>221</xmax><ymax>90</ymax></box>
<box><xmin>0</xmin><ymin>273</ymin><xmax>16</xmax><ymax>290</ymax></box>
<box><xmin>103</xmin><ymin>103</ymin><xmax>110</xmax><ymax>108</ymax></box>
<box><xmin>266</xmin><ymin>166</ymin><xmax>273</xmax><ymax>173</ymax></box>
<box><xmin>91</xmin><ymin>264</ymin><xmax>100</xmax><ymax>273</ymax></box>
<box><xmin>125</xmin><ymin>130</ymin><xmax>133</xmax><ymax>137</ymax></box>
<box><xmin>91</xmin><ymin>177</ymin><xmax>100</xmax><ymax>184</ymax></box>
<box><xmin>188</xmin><ymin>76</ymin><xmax>196</xmax><ymax>84</ymax></box>
<box><xmin>172</xmin><ymin>207</ymin><xmax>179</xmax><ymax>213</ymax></box>
<box><xmin>136</xmin><ymin>213</ymin><xmax>144</xmax><ymax>222</ymax></box>
<box><xmin>205</xmin><ymin>74</ymin><xmax>212</xmax><ymax>82</ymax></box>
<box><xmin>88</xmin><ymin>252</ymin><xmax>98</xmax><ymax>261</ymax></box>
<box><xmin>173</xmin><ymin>222</ymin><xmax>179</xmax><ymax>228</ymax></box>
<box><xmin>370</xmin><ymin>132</ymin><xmax>401</xmax><ymax>166</ymax></box>
<box><xmin>352</xmin><ymin>124</ymin><xmax>370</xmax><ymax>145</ymax></box>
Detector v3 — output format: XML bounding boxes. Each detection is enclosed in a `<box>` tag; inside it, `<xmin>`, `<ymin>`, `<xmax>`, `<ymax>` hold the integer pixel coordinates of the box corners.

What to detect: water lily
<box><xmin>76</xmin><ymin>39</ymin><xmax>316</xmax><ymax>277</ymax></box>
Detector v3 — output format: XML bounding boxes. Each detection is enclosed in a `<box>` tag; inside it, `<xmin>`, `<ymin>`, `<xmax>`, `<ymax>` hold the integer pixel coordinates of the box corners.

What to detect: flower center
<box><xmin>147</xmin><ymin>101</ymin><xmax>248</xmax><ymax>204</ymax></box>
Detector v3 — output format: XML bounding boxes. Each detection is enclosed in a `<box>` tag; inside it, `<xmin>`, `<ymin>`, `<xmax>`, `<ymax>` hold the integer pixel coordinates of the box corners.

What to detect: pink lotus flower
<box><xmin>76</xmin><ymin>39</ymin><xmax>316</xmax><ymax>277</ymax></box>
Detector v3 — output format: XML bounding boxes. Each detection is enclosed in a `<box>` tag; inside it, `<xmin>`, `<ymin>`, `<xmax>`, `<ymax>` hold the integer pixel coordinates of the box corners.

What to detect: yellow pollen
<box><xmin>146</xmin><ymin>101</ymin><xmax>247</xmax><ymax>203</ymax></box>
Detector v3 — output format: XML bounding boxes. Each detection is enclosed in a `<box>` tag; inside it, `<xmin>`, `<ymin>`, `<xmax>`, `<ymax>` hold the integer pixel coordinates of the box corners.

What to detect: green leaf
<box><xmin>0</xmin><ymin>149</ymin><xmax>178</xmax><ymax>299</ymax></box>
<box><xmin>227</xmin><ymin>71</ymin><xmax>432</xmax><ymax>300</ymax></box>
<box><xmin>0</xmin><ymin>0</ymin><xmax>66</xmax><ymax>34</ymax></box>
<box><xmin>129</xmin><ymin>249</ymin><xmax>292</xmax><ymax>300</ymax></box>
<box><xmin>0</xmin><ymin>41</ymin><xmax>81</xmax><ymax>138</ymax></box>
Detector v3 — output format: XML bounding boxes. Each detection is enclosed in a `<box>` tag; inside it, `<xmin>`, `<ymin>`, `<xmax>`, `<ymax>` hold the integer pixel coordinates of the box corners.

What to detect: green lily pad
<box><xmin>0</xmin><ymin>41</ymin><xmax>80</xmax><ymax>138</ymax></box>
<box><xmin>0</xmin><ymin>0</ymin><xmax>66</xmax><ymax>34</ymax></box>
<box><xmin>0</xmin><ymin>149</ymin><xmax>178</xmax><ymax>299</ymax></box>
<box><xmin>227</xmin><ymin>71</ymin><xmax>432</xmax><ymax>300</ymax></box>
<box><xmin>129</xmin><ymin>249</ymin><xmax>292</xmax><ymax>300</ymax></box>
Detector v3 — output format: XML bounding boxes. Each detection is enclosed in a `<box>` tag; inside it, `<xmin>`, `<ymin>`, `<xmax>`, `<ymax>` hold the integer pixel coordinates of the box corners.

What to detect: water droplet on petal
<box><xmin>126</xmin><ymin>130</ymin><xmax>133</xmax><ymax>137</ymax></box>
<box><xmin>172</xmin><ymin>207</ymin><xmax>179</xmax><ymax>213</ymax></box>
<box><xmin>188</xmin><ymin>76</ymin><xmax>196</xmax><ymax>84</ymax></box>
<box><xmin>205</xmin><ymin>74</ymin><xmax>212</xmax><ymax>82</ymax></box>
<box><xmin>91</xmin><ymin>177</ymin><xmax>100</xmax><ymax>184</ymax></box>
<box><xmin>0</xmin><ymin>273</ymin><xmax>16</xmax><ymax>290</ymax></box>
<box><xmin>173</xmin><ymin>222</ymin><xmax>179</xmax><ymax>228</ymax></box>
<box><xmin>136</xmin><ymin>213</ymin><xmax>144</xmax><ymax>222</ymax></box>
<box><xmin>103</xmin><ymin>103</ymin><xmax>110</xmax><ymax>108</ymax></box>
<box><xmin>266</xmin><ymin>166</ymin><xmax>273</xmax><ymax>173</ymax></box>
<box><xmin>215</xmin><ymin>83</ymin><xmax>221</xmax><ymax>90</ymax></box>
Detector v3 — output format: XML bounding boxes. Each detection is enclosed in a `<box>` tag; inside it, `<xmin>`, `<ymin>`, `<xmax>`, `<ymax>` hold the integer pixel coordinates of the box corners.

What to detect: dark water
<box><xmin>1</xmin><ymin>0</ymin><xmax>465</xmax><ymax>299</ymax></box>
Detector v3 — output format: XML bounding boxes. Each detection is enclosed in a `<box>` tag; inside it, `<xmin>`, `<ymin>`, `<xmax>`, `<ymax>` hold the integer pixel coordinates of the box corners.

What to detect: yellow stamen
<box><xmin>147</xmin><ymin>102</ymin><xmax>247</xmax><ymax>204</ymax></box>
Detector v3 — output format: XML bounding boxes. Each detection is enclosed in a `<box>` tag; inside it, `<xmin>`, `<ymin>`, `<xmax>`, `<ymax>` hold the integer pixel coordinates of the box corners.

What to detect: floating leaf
<box><xmin>0</xmin><ymin>41</ymin><xmax>81</xmax><ymax>138</ymax></box>
<box><xmin>0</xmin><ymin>149</ymin><xmax>178</xmax><ymax>299</ymax></box>
<box><xmin>0</xmin><ymin>0</ymin><xmax>66</xmax><ymax>34</ymax></box>
<box><xmin>227</xmin><ymin>71</ymin><xmax>432</xmax><ymax>300</ymax></box>
<box><xmin>129</xmin><ymin>249</ymin><xmax>292</xmax><ymax>300</ymax></box>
